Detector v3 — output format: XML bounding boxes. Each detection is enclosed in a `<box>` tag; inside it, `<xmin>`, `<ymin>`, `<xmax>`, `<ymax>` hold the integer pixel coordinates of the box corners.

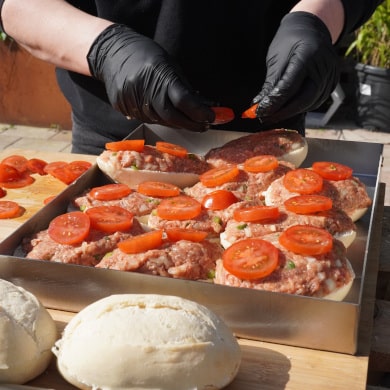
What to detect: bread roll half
<box><xmin>0</xmin><ymin>279</ymin><xmax>57</xmax><ymax>384</ymax></box>
<box><xmin>53</xmin><ymin>294</ymin><xmax>242</xmax><ymax>390</ymax></box>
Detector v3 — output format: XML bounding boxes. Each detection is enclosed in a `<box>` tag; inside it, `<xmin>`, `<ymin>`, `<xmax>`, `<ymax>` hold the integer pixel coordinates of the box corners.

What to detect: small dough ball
<box><xmin>53</xmin><ymin>294</ymin><xmax>242</xmax><ymax>390</ymax></box>
<box><xmin>0</xmin><ymin>279</ymin><xmax>57</xmax><ymax>383</ymax></box>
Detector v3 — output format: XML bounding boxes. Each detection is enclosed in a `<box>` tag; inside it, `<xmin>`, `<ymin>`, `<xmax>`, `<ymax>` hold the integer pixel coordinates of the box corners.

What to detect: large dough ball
<box><xmin>53</xmin><ymin>294</ymin><xmax>242</xmax><ymax>390</ymax></box>
<box><xmin>0</xmin><ymin>279</ymin><xmax>57</xmax><ymax>383</ymax></box>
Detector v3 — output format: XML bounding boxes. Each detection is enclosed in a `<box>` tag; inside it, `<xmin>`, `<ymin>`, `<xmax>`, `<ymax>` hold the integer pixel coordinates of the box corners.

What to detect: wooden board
<box><xmin>23</xmin><ymin>308</ymin><xmax>369</xmax><ymax>390</ymax></box>
<box><xmin>0</xmin><ymin>149</ymin><xmax>96</xmax><ymax>241</ymax></box>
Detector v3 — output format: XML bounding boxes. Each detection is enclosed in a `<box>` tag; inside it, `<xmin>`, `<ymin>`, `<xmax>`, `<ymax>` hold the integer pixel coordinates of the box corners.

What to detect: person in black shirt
<box><xmin>0</xmin><ymin>0</ymin><xmax>383</xmax><ymax>155</ymax></box>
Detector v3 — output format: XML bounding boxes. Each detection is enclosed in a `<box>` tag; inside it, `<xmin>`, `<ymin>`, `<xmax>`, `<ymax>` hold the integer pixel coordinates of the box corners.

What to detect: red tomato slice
<box><xmin>233</xmin><ymin>205</ymin><xmax>280</xmax><ymax>222</ymax></box>
<box><xmin>283</xmin><ymin>168</ymin><xmax>323</xmax><ymax>194</ymax></box>
<box><xmin>222</xmin><ymin>238</ymin><xmax>279</xmax><ymax>280</ymax></box>
<box><xmin>0</xmin><ymin>163</ymin><xmax>22</xmax><ymax>182</ymax></box>
<box><xmin>243</xmin><ymin>155</ymin><xmax>279</xmax><ymax>173</ymax></box>
<box><xmin>165</xmin><ymin>228</ymin><xmax>208</xmax><ymax>242</ymax></box>
<box><xmin>241</xmin><ymin>103</ymin><xmax>259</xmax><ymax>119</ymax></box>
<box><xmin>0</xmin><ymin>187</ymin><xmax>6</xmax><ymax>198</ymax></box>
<box><xmin>43</xmin><ymin>161</ymin><xmax>68</xmax><ymax>175</ymax></box>
<box><xmin>312</xmin><ymin>161</ymin><xmax>353</xmax><ymax>181</ymax></box>
<box><xmin>199</xmin><ymin>165</ymin><xmax>240</xmax><ymax>188</ymax></box>
<box><xmin>156</xmin><ymin>141</ymin><xmax>188</xmax><ymax>158</ymax></box>
<box><xmin>50</xmin><ymin>161</ymin><xmax>92</xmax><ymax>184</ymax></box>
<box><xmin>49</xmin><ymin>166</ymin><xmax>75</xmax><ymax>185</ymax></box>
<box><xmin>27</xmin><ymin>158</ymin><xmax>48</xmax><ymax>175</ymax></box>
<box><xmin>211</xmin><ymin>107</ymin><xmax>235</xmax><ymax>124</ymax></box>
<box><xmin>105</xmin><ymin>139</ymin><xmax>145</xmax><ymax>152</ymax></box>
<box><xmin>117</xmin><ymin>229</ymin><xmax>164</xmax><ymax>254</ymax></box>
<box><xmin>48</xmin><ymin>211</ymin><xmax>91</xmax><ymax>245</ymax></box>
<box><xmin>0</xmin><ymin>200</ymin><xmax>21</xmax><ymax>219</ymax></box>
<box><xmin>137</xmin><ymin>181</ymin><xmax>181</xmax><ymax>198</ymax></box>
<box><xmin>89</xmin><ymin>183</ymin><xmax>132</xmax><ymax>201</ymax></box>
<box><xmin>66</xmin><ymin>160</ymin><xmax>92</xmax><ymax>181</ymax></box>
<box><xmin>86</xmin><ymin>206</ymin><xmax>133</xmax><ymax>233</ymax></box>
<box><xmin>1</xmin><ymin>155</ymin><xmax>29</xmax><ymax>173</ymax></box>
<box><xmin>279</xmin><ymin>225</ymin><xmax>333</xmax><ymax>255</ymax></box>
<box><xmin>157</xmin><ymin>195</ymin><xmax>202</xmax><ymax>220</ymax></box>
<box><xmin>284</xmin><ymin>195</ymin><xmax>333</xmax><ymax>214</ymax></box>
<box><xmin>43</xmin><ymin>195</ymin><xmax>56</xmax><ymax>205</ymax></box>
<box><xmin>201</xmin><ymin>189</ymin><xmax>239</xmax><ymax>210</ymax></box>
<box><xmin>0</xmin><ymin>163</ymin><xmax>35</xmax><ymax>188</ymax></box>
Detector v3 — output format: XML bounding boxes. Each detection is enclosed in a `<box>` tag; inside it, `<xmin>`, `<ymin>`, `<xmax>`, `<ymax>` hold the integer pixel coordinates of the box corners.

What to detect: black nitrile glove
<box><xmin>87</xmin><ymin>24</ymin><xmax>214</xmax><ymax>132</ymax></box>
<box><xmin>251</xmin><ymin>12</ymin><xmax>340</xmax><ymax>124</ymax></box>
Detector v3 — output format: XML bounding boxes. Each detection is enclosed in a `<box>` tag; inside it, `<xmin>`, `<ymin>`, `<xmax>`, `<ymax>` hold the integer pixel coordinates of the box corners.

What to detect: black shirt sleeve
<box><xmin>340</xmin><ymin>0</ymin><xmax>384</xmax><ymax>37</ymax></box>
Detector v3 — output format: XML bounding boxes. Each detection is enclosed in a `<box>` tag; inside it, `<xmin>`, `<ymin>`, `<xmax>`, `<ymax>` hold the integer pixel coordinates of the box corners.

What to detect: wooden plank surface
<box><xmin>24</xmin><ymin>309</ymin><xmax>369</xmax><ymax>390</ymax></box>
<box><xmin>0</xmin><ymin>149</ymin><xmax>377</xmax><ymax>390</ymax></box>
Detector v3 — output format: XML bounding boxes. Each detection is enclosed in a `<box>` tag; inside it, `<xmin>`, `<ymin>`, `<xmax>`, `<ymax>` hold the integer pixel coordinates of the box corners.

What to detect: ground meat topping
<box><xmin>215</xmin><ymin>234</ymin><xmax>353</xmax><ymax>298</ymax></box>
<box><xmin>22</xmin><ymin>219</ymin><xmax>145</xmax><ymax>266</ymax></box>
<box><xmin>205</xmin><ymin>129</ymin><xmax>304</xmax><ymax>167</ymax></box>
<box><xmin>99</xmin><ymin>145</ymin><xmax>211</xmax><ymax>174</ymax></box>
<box><xmin>96</xmin><ymin>239</ymin><xmax>223</xmax><ymax>281</ymax></box>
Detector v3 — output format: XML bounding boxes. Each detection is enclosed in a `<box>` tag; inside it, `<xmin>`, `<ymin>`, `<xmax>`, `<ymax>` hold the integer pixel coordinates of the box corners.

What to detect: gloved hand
<box><xmin>251</xmin><ymin>11</ymin><xmax>340</xmax><ymax>124</ymax></box>
<box><xmin>87</xmin><ymin>24</ymin><xmax>214</xmax><ymax>132</ymax></box>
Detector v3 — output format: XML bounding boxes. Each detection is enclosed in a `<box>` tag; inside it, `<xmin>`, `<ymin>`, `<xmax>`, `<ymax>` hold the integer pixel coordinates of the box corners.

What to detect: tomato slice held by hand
<box><xmin>86</xmin><ymin>205</ymin><xmax>133</xmax><ymax>233</ymax></box>
<box><xmin>199</xmin><ymin>165</ymin><xmax>240</xmax><ymax>188</ymax></box>
<box><xmin>1</xmin><ymin>155</ymin><xmax>29</xmax><ymax>173</ymax></box>
<box><xmin>211</xmin><ymin>107</ymin><xmax>235</xmax><ymax>124</ymax></box>
<box><xmin>0</xmin><ymin>200</ymin><xmax>21</xmax><ymax>219</ymax></box>
<box><xmin>157</xmin><ymin>195</ymin><xmax>202</xmax><ymax>220</ymax></box>
<box><xmin>89</xmin><ymin>183</ymin><xmax>132</xmax><ymax>201</ymax></box>
<box><xmin>279</xmin><ymin>225</ymin><xmax>333</xmax><ymax>256</ymax></box>
<box><xmin>165</xmin><ymin>228</ymin><xmax>208</xmax><ymax>242</ymax></box>
<box><xmin>284</xmin><ymin>194</ymin><xmax>333</xmax><ymax>214</ymax></box>
<box><xmin>233</xmin><ymin>205</ymin><xmax>280</xmax><ymax>222</ymax></box>
<box><xmin>137</xmin><ymin>181</ymin><xmax>181</xmax><ymax>198</ymax></box>
<box><xmin>117</xmin><ymin>229</ymin><xmax>163</xmax><ymax>254</ymax></box>
<box><xmin>312</xmin><ymin>161</ymin><xmax>353</xmax><ymax>181</ymax></box>
<box><xmin>156</xmin><ymin>141</ymin><xmax>188</xmax><ymax>158</ymax></box>
<box><xmin>243</xmin><ymin>155</ymin><xmax>279</xmax><ymax>173</ymax></box>
<box><xmin>283</xmin><ymin>168</ymin><xmax>323</xmax><ymax>194</ymax></box>
<box><xmin>201</xmin><ymin>190</ymin><xmax>239</xmax><ymax>210</ymax></box>
<box><xmin>27</xmin><ymin>158</ymin><xmax>48</xmax><ymax>175</ymax></box>
<box><xmin>105</xmin><ymin>139</ymin><xmax>145</xmax><ymax>152</ymax></box>
<box><xmin>222</xmin><ymin>238</ymin><xmax>279</xmax><ymax>280</ymax></box>
<box><xmin>48</xmin><ymin>211</ymin><xmax>91</xmax><ymax>245</ymax></box>
<box><xmin>241</xmin><ymin>103</ymin><xmax>259</xmax><ymax>119</ymax></box>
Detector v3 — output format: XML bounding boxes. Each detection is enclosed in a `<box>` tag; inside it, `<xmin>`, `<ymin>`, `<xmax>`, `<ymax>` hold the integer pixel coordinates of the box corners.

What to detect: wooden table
<box><xmin>0</xmin><ymin>149</ymin><xmax>383</xmax><ymax>390</ymax></box>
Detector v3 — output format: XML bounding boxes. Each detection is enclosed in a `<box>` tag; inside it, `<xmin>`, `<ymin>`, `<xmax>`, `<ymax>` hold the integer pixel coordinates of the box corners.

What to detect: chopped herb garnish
<box><xmin>286</xmin><ymin>260</ymin><xmax>296</xmax><ymax>269</ymax></box>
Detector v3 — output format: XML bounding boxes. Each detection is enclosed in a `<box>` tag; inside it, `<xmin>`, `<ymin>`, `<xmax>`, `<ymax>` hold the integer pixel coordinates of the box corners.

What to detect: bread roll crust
<box><xmin>53</xmin><ymin>294</ymin><xmax>242</xmax><ymax>390</ymax></box>
<box><xmin>0</xmin><ymin>279</ymin><xmax>57</xmax><ymax>384</ymax></box>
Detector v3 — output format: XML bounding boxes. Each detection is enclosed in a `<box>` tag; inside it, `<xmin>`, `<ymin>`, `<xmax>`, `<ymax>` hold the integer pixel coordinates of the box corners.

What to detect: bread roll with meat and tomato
<box><xmin>0</xmin><ymin>279</ymin><xmax>57</xmax><ymax>384</ymax></box>
<box><xmin>204</xmin><ymin>129</ymin><xmax>308</xmax><ymax>168</ymax></box>
<box><xmin>215</xmin><ymin>228</ymin><xmax>355</xmax><ymax>302</ymax></box>
<box><xmin>96</xmin><ymin>142</ymin><xmax>211</xmax><ymax>189</ymax></box>
<box><xmin>53</xmin><ymin>294</ymin><xmax>241</xmax><ymax>390</ymax></box>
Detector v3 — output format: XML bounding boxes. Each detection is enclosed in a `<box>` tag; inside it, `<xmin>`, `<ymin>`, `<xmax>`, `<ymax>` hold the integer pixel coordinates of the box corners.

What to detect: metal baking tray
<box><xmin>0</xmin><ymin>124</ymin><xmax>384</xmax><ymax>354</ymax></box>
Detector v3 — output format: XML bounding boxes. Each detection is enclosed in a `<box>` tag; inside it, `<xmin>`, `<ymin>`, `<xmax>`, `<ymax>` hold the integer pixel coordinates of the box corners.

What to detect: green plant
<box><xmin>346</xmin><ymin>0</ymin><xmax>390</xmax><ymax>68</ymax></box>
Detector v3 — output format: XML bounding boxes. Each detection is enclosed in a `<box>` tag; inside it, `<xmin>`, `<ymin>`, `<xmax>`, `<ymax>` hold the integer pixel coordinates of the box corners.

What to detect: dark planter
<box><xmin>355</xmin><ymin>63</ymin><xmax>390</xmax><ymax>132</ymax></box>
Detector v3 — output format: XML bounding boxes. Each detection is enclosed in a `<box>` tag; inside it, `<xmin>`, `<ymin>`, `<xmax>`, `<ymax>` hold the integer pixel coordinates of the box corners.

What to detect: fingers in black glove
<box><xmin>252</xmin><ymin>11</ymin><xmax>340</xmax><ymax>124</ymax></box>
<box><xmin>87</xmin><ymin>24</ymin><xmax>215</xmax><ymax>132</ymax></box>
